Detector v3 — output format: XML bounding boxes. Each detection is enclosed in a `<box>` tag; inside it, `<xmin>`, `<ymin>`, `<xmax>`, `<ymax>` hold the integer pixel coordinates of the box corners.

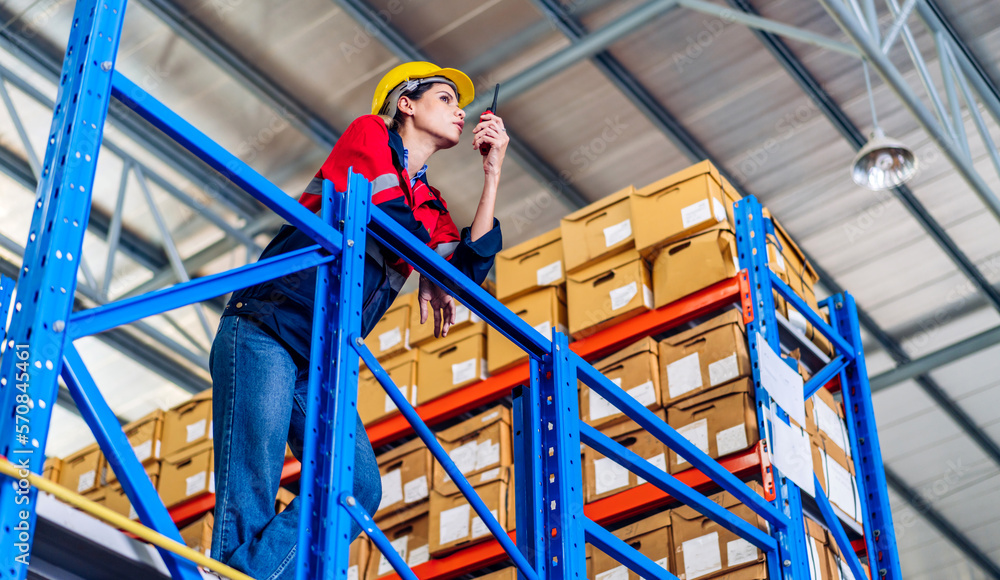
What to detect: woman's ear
<box><xmin>397</xmin><ymin>94</ymin><xmax>415</xmax><ymax>117</ymax></box>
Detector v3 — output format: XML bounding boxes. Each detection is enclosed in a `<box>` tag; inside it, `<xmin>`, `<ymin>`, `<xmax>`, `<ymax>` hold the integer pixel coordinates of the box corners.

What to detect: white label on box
<box><xmin>589</xmin><ymin>388</ymin><xmax>619</xmax><ymax>421</ymax></box>
<box><xmin>385</xmin><ymin>385</ymin><xmax>406</xmax><ymax>413</ymax></box>
<box><xmin>186</xmin><ymin>419</ymin><xmax>207</xmax><ymax>443</ymax></box>
<box><xmin>480</xmin><ymin>467</ymin><xmax>501</xmax><ymax>482</ymax></box>
<box><xmin>536</xmin><ymin>260</ymin><xmax>562</xmax><ymax>286</ymax></box>
<box><xmin>439</xmin><ymin>504</ymin><xmax>471</xmax><ymax>544</ymax></box>
<box><xmin>603</xmin><ymin>219</ymin><xmax>632</xmax><ymax>247</ymax></box>
<box><xmin>774</xmin><ymin>251</ymin><xmax>786</xmax><ymax>271</ymax></box>
<box><xmin>636</xmin><ymin>452</ymin><xmax>666</xmax><ymax>485</ymax></box>
<box><xmin>713</xmin><ymin>198</ymin><xmax>728</xmax><ymax>223</ymax></box>
<box><xmin>826</xmin><ymin>452</ymin><xmax>856</xmax><ymax>517</ymax></box>
<box><xmin>681</xmin><ymin>199</ymin><xmax>712</xmax><ymax>229</ymax></box>
<box><xmin>378</xmin><ymin>536</ymin><xmax>409</xmax><ymax>576</ymax></box>
<box><xmin>533</xmin><ymin>320</ymin><xmax>552</xmax><ymax>339</ymax></box>
<box><xmin>481</xmin><ymin>411</ymin><xmax>500</xmax><ymax>423</ymax></box>
<box><xmin>209</xmin><ymin>420</ymin><xmax>213</xmax><ymax>439</ymax></box>
<box><xmin>667</xmin><ymin>353</ymin><xmax>703</xmax><ymax>398</ymax></box>
<box><xmin>186</xmin><ymin>472</ymin><xmax>206</xmax><ymax>497</ymax></box>
<box><xmin>787</xmin><ymin>308</ymin><xmax>808</xmax><ymax>335</ymax></box>
<box><xmin>380</xmin><ymin>469</ymin><xmax>403</xmax><ymax>509</ymax></box>
<box><xmin>450</xmin><ymin>440</ymin><xmax>479</xmax><ymax>474</ymax></box>
<box><xmin>628</xmin><ymin>380</ymin><xmax>657</xmax><ymax>408</ymax></box>
<box><xmin>454</xmin><ymin>303</ymin><xmax>471</xmax><ymax>324</ymax></box>
<box><xmin>379</xmin><ymin>327</ymin><xmax>402</xmax><ymax>352</ymax></box>
<box><xmin>656</xmin><ymin>557</ymin><xmax>669</xmax><ymax>571</ymax></box>
<box><xmin>594</xmin><ymin>456</ymin><xmax>630</xmax><ymax>494</ymax></box>
<box><xmin>155</xmin><ymin>440</ymin><xmax>161</xmax><ymax>459</ymax></box>
<box><xmin>675</xmin><ymin>419</ymin><xmax>709</xmax><ymax>465</ymax></box>
<box><xmin>727</xmin><ymin>538</ymin><xmax>758</xmax><ymax>566</ymax></box>
<box><xmin>452</xmin><ymin>358</ymin><xmax>477</xmax><ymax>385</ymax></box>
<box><xmin>481</xmin><ymin>357</ymin><xmax>488</xmax><ymax>381</ymax></box>
<box><xmin>610</xmin><ymin>282</ymin><xmax>637</xmax><ymax>311</ymax></box>
<box><xmin>129</xmin><ymin>504</ymin><xmax>138</xmax><ymax>520</ymax></box>
<box><xmin>757</xmin><ymin>332</ymin><xmax>806</xmax><ymax>426</ymax></box>
<box><xmin>133</xmin><ymin>440</ymin><xmax>152</xmax><ymax>463</ymax></box>
<box><xmin>716</xmin><ymin>424</ymin><xmax>749</xmax><ymax>456</ymax></box>
<box><xmin>404</xmin><ymin>475</ymin><xmax>428</xmax><ymax>503</ymax></box>
<box><xmin>708</xmin><ymin>353</ymin><xmax>740</xmax><ymax>387</ymax></box>
<box><xmin>77</xmin><ymin>470</ymin><xmax>95</xmax><ymax>493</ymax></box>
<box><xmin>347</xmin><ymin>565</ymin><xmax>359</xmax><ymax>580</ymax></box>
<box><xmin>596</xmin><ymin>565</ymin><xmax>628</xmax><ymax>580</ymax></box>
<box><xmin>683</xmin><ymin>532</ymin><xmax>722</xmax><ymax>580</ymax></box>
<box><xmin>643</xmin><ymin>284</ymin><xmax>653</xmax><ymax>309</ymax></box>
<box><xmin>807</xmin><ymin>538</ymin><xmax>823</xmax><ymax>580</ymax></box>
<box><xmin>471</xmin><ymin>508</ymin><xmax>499</xmax><ymax>538</ymax></box>
<box><xmin>815</xmin><ymin>397</ymin><xmax>846</xmax><ymax>451</ymax></box>
<box><xmin>408</xmin><ymin>544</ymin><xmax>430</xmax><ymax>567</ymax></box>
<box><xmin>476</xmin><ymin>439</ymin><xmax>500</xmax><ymax>470</ymax></box>
<box><xmin>772</xmin><ymin>412</ymin><xmax>815</xmax><ymax>497</ymax></box>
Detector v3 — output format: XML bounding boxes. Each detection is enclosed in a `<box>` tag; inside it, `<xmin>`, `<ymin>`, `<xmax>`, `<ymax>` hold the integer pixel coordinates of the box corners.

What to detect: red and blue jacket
<box><xmin>224</xmin><ymin>115</ymin><xmax>502</xmax><ymax>364</ymax></box>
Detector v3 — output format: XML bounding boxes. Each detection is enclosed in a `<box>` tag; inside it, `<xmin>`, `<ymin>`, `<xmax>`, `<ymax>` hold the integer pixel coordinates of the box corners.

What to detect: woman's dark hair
<box><xmin>381</xmin><ymin>81</ymin><xmax>450</xmax><ymax>132</ymax></box>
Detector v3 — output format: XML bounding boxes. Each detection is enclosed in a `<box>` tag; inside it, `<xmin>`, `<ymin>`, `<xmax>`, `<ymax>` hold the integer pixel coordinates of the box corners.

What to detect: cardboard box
<box><xmin>762</xmin><ymin>209</ymin><xmax>819</xmax><ymax>305</ymax></box>
<box><xmin>42</xmin><ymin>457</ymin><xmax>62</xmax><ymax>483</ymax></box>
<box><xmin>179</xmin><ymin>512</ymin><xmax>214</xmax><ymax>557</ymax></box>
<box><xmin>561</xmin><ymin>186</ymin><xmax>636</xmax><ymax>273</ymax></box>
<box><xmin>671</xmin><ymin>481</ymin><xmax>768</xmax><ymax>580</ymax></box>
<box><xmin>632</xmin><ymin>160</ymin><xmax>741</xmax><ymax>256</ymax></box>
<box><xmin>650</xmin><ymin>228</ymin><xmax>739</xmax><ymax>309</ymax></box>
<box><xmin>105</xmin><ymin>409</ymin><xmax>165</xmax><ymax>484</ymax></box>
<box><xmin>583</xmin><ymin>410</ymin><xmax>669</xmax><ymax>503</ymax></box>
<box><xmin>351</xmin><ymin>535</ymin><xmax>372</xmax><ymax>580</ymax></box>
<box><xmin>804</xmin><ymin>517</ymin><xmax>835</xmax><ymax>580</ymax></box>
<box><xmin>104</xmin><ymin>461</ymin><xmax>161</xmax><ymax>519</ymax></box>
<box><xmin>806</xmin><ymin>387</ymin><xmax>851</xmax><ymax>459</ymax></box>
<box><xmin>487</xmin><ymin>286</ymin><xmax>568</xmax><ymax>374</ymax></box>
<box><xmin>476</xmin><ymin>569</ymin><xmax>517</xmax><ymax>580</ymax></box>
<box><xmin>161</xmin><ymin>389</ymin><xmax>212</xmax><ymax>458</ymax></box>
<box><xmin>567</xmin><ymin>249</ymin><xmax>652</xmax><ymax>338</ymax></box>
<box><xmin>359</xmin><ymin>350</ymin><xmax>419</xmax><ymax>426</ymax></box>
<box><xmin>367</xmin><ymin>293</ymin><xmax>414</xmax><ymax>360</ymax></box>
<box><xmin>590</xmin><ymin>512</ymin><xmax>673</xmax><ymax>578</ymax></box>
<box><xmin>159</xmin><ymin>440</ymin><xmax>214</xmax><ymax>509</ymax></box>
<box><xmin>429</xmin><ymin>467</ymin><xmax>515</xmax><ymax>556</ymax></box>
<box><xmin>814</xmin><ymin>437</ymin><xmax>862</xmax><ymax>526</ymax></box>
<box><xmin>376</xmin><ymin>437</ymin><xmax>433</xmax><ymax>520</ymax></box>
<box><xmin>59</xmin><ymin>443</ymin><xmax>103</xmax><ymax>494</ymax></box>
<box><xmin>667</xmin><ymin>379</ymin><xmax>759</xmax><ymax>474</ymax></box>
<box><xmin>580</xmin><ymin>337</ymin><xmax>661</xmax><ymax>427</ymax></box>
<box><xmin>368</xmin><ymin>508</ymin><xmax>430</xmax><ymax>578</ymax></box>
<box><xmin>83</xmin><ymin>487</ymin><xmax>107</xmax><ymax>507</ymax></box>
<box><xmin>495</xmin><ymin>228</ymin><xmax>565</xmax><ymax>301</ymax></box>
<box><xmin>433</xmin><ymin>406</ymin><xmax>513</xmax><ymax>495</ymax></box>
<box><xmin>416</xmin><ymin>323</ymin><xmax>488</xmax><ymax>405</ymax></box>
<box><xmin>275</xmin><ymin>487</ymin><xmax>296</xmax><ymax>514</ymax></box>
<box><xmin>658</xmin><ymin>309</ymin><xmax>752</xmax><ymax>405</ymax></box>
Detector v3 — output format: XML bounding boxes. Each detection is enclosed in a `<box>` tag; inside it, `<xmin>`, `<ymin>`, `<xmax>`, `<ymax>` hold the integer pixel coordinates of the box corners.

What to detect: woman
<box><xmin>209</xmin><ymin>61</ymin><xmax>508</xmax><ymax>579</ymax></box>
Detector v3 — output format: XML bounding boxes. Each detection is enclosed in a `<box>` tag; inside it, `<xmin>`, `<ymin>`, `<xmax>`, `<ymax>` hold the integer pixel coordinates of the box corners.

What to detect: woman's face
<box><xmin>402</xmin><ymin>83</ymin><xmax>466</xmax><ymax>147</ymax></box>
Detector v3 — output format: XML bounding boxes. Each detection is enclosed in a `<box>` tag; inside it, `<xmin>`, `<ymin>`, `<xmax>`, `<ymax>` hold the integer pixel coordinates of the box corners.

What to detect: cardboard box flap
<box><xmin>377</xmin><ymin>437</ymin><xmax>426</xmax><ymax>465</ymax></box>
<box><xmin>436</xmin><ymin>406</ymin><xmax>512</xmax><ymax>443</ymax></box>
<box><xmin>634</xmin><ymin>160</ymin><xmax>724</xmax><ymax>199</ymax></box>
<box><xmin>562</xmin><ymin>186</ymin><xmax>634</xmax><ymax>224</ymax></box>
<box><xmin>672</xmin><ymin>481</ymin><xmax>762</xmax><ymax>520</ymax></box>
<box><xmin>662</xmin><ymin>309</ymin><xmax>745</xmax><ymax>347</ymax></box>
<box><xmin>671</xmin><ymin>378</ymin><xmax>753</xmax><ymax>411</ymax></box>
<box><xmin>377</xmin><ymin>501</ymin><xmax>430</xmax><ymax>531</ymax></box>
<box><xmin>613</xmin><ymin>511</ymin><xmax>671</xmax><ymax>540</ymax></box>
<box><xmin>597</xmin><ymin>409</ymin><xmax>667</xmax><ymax>440</ymax></box>
<box><xmin>170</xmin><ymin>389</ymin><xmax>212</xmax><ymax>414</ymax></box>
<box><xmin>64</xmin><ymin>442</ymin><xmax>100</xmax><ymax>463</ymax></box>
<box><xmin>163</xmin><ymin>439</ymin><xmax>214</xmax><ymax>465</ymax></box>
<box><xmin>595</xmin><ymin>336</ymin><xmax>658</xmax><ymax>370</ymax></box>
<box><xmin>498</xmin><ymin>228</ymin><xmax>561</xmax><ymax>262</ymax></box>
<box><xmin>566</xmin><ymin>249</ymin><xmax>643</xmax><ymax>284</ymax></box>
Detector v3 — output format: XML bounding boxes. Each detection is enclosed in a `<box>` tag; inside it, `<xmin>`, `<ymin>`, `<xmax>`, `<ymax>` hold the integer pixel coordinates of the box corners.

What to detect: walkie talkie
<box><xmin>479</xmin><ymin>83</ymin><xmax>500</xmax><ymax>156</ymax></box>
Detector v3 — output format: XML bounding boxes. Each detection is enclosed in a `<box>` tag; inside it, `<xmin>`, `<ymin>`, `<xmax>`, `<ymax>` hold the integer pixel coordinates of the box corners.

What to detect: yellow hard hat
<box><xmin>371</xmin><ymin>61</ymin><xmax>475</xmax><ymax>116</ymax></box>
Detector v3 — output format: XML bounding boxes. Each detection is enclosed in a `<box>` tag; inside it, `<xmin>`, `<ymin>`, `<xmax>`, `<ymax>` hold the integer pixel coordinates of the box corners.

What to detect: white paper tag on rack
<box><xmin>610</xmin><ymin>282</ymin><xmax>637</xmax><ymax>311</ymax></box>
<box><xmin>675</xmin><ymin>419</ymin><xmax>709</xmax><ymax>465</ymax></box>
<box><xmin>683</xmin><ymin>532</ymin><xmax>722</xmax><ymax>580</ymax></box>
<box><xmin>380</xmin><ymin>469</ymin><xmax>403</xmax><ymax>508</ymax></box>
<box><xmin>756</xmin><ymin>332</ymin><xmax>805</xmax><ymax>425</ymax></box>
<box><xmin>667</xmin><ymin>352</ymin><xmax>703</xmax><ymax>398</ymax></box>
<box><xmin>815</xmin><ymin>397</ymin><xmax>846</xmax><ymax>451</ymax></box>
<box><xmin>594</xmin><ymin>456</ymin><xmax>630</xmax><ymax>494</ymax></box>
<box><xmin>404</xmin><ymin>475</ymin><xmax>428</xmax><ymax>503</ymax></box>
<box><xmin>536</xmin><ymin>260</ymin><xmax>562</xmax><ymax>286</ymax></box>
<box><xmin>603</xmin><ymin>219</ymin><xmax>632</xmax><ymax>247</ymax></box>
<box><xmin>708</xmin><ymin>353</ymin><xmax>739</xmax><ymax>387</ymax></box>
<box><xmin>716</xmin><ymin>424</ymin><xmax>748</xmax><ymax>456</ymax></box>
<box><xmin>379</xmin><ymin>327</ymin><xmax>402</xmax><ymax>352</ymax></box>
<box><xmin>770</xmin><ymin>411</ymin><xmax>814</xmax><ymax>496</ymax></box>
<box><xmin>439</xmin><ymin>504</ymin><xmax>470</xmax><ymax>544</ymax></box>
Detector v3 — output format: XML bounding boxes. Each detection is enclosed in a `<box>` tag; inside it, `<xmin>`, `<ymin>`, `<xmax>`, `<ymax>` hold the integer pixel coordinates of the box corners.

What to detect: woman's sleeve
<box><xmin>430</xmin><ymin>210</ymin><xmax>502</xmax><ymax>286</ymax></box>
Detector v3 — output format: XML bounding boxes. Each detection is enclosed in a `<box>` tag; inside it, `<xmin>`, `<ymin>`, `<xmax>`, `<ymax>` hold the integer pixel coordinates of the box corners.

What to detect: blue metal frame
<box><xmin>513</xmin><ymin>359</ymin><xmax>547</xmax><ymax>579</ymax></box>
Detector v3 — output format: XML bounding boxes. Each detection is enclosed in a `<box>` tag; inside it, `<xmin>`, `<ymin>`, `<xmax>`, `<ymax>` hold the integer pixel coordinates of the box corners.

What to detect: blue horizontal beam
<box><xmin>342</xmin><ymin>495</ymin><xmax>420</xmax><ymax>580</ymax></box>
<box><xmin>110</xmin><ymin>72</ymin><xmax>343</xmax><ymax>256</ymax></box>
<box><xmin>575</xmin><ymin>356</ymin><xmax>788</xmax><ymax>529</ymax></box>
<box><xmin>804</xmin><ymin>355</ymin><xmax>847</xmax><ymax>400</ymax></box>
<box><xmin>769</xmin><ymin>272</ymin><xmax>854</xmax><ymax>358</ymax></box>
<box><xmin>581</xmin><ymin>424</ymin><xmax>776</xmax><ymax>552</ymax></box>
<box><xmin>354</xmin><ymin>340</ymin><xmax>540</xmax><ymax>580</ymax></box>
<box><xmin>69</xmin><ymin>246</ymin><xmax>335</xmax><ymax>338</ymax></box>
<box><xmin>368</xmin><ymin>207</ymin><xmax>550</xmax><ymax>359</ymax></box>
<box><xmin>584</xmin><ymin>518</ymin><xmax>677</xmax><ymax>580</ymax></box>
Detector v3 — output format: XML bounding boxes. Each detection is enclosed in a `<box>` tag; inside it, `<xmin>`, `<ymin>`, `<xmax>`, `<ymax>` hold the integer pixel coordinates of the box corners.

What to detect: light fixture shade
<box><xmin>851</xmin><ymin>130</ymin><xmax>918</xmax><ymax>190</ymax></box>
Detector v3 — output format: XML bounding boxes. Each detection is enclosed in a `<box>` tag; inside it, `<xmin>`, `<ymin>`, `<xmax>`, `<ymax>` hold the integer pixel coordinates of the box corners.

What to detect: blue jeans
<box><xmin>209</xmin><ymin>315</ymin><xmax>382</xmax><ymax>579</ymax></box>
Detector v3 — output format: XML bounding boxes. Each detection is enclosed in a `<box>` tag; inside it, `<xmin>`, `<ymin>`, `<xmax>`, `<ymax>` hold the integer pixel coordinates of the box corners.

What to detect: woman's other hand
<box><xmin>418</xmin><ymin>274</ymin><xmax>456</xmax><ymax>338</ymax></box>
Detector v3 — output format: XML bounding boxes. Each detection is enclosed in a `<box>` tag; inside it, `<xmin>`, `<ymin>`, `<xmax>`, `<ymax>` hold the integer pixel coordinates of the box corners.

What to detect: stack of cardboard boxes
<box><xmin>807</xmin><ymin>387</ymin><xmax>863</xmax><ymax>526</ymax></box>
<box><xmin>804</xmin><ymin>517</ymin><xmax>871</xmax><ymax>580</ymax></box>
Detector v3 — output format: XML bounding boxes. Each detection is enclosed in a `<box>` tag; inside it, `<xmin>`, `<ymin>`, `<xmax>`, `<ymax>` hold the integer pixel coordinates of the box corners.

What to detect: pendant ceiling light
<box><xmin>851</xmin><ymin>61</ymin><xmax>918</xmax><ymax>190</ymax></box>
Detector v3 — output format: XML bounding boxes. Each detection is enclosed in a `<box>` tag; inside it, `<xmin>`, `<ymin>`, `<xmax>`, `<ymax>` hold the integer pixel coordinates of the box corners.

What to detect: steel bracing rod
<box><xmin>771</xmin><ymin>272</ymin><xmax>854</xmax><ymax>357</ymax></box>
<box><xmin>0</xmin><ymin>76</ymin><xmax>41</xmax><ymax>179</ymax></box>
<box><xmin>583</xmin><ymin>518</ymin><xmax>678</xmax><ymax>580</ymax></box>
<box><xmin>575</xmin><ymin>355</ymin><xmax>787</xmax><ymax>528</ymax></box>
<box><xmin>812</xmin><ymin>475</ymin><xmax>868</xmax><ymax>580</ymax></box>
<box><xmin>941</xmin><ymin>40</ymin><xmax>1000</xmax><ymax>180</ymax></box>
<box><xmin>804</xmin><ymin>355</ymin><xmax>847</xmax><ymax>400</ymax></box>
<box><xmin>818</xmin><ymin>0</ymin><xmax>1000</xmax><ymax>222</ymax></box>
<box><xmin>330</xmin><ymin>0</ymin><xmax>590</xmax><ymax>210</ymax></box>
<box><xmin>103</xmin><ymin>162</ymin><xmax>131</xmax><ymax>299</ymax></box>
<box><xmin>355</xmin><ymin>342</ymin><xmax>541</xmax><ymax>580</ymax></box>
<box><xmin>935</xmin><ymin>31</ymin><xmax>970</xmax><ymax>159</ymax></box>
<box><xmin>881</xmin><ymin>0</ymin><xmax>918</xmax><ymax>54</ymax></box>
<box><xmin>580</xmin><ymin>423</ymin><xmax>777</xmax><ymax>551</ymax></box>
<box><xmin>110</xmin><ymin>72</ymin><xmax>343</xmax><ymax>256</ymax></box>
<box><xmin>134</xmin><ymin>0</ymin><xmax>341</xmax><ymax>149</ymax></box>
<box><xmin>884</xmin><ymin>468</ymin><xmax>1000</xmax><ymax>579</ymax></box>
<box><xmin>341</xmin><ymin>498</ymin><xmax>420</xmax><ymax>580</ymax></box>
<box><xmin>0</xmin><ymin>6</ymin><xmax>260</xmax><ymax>221</ymax></box>
<box><xmin>870</xmin><ymin>325</ymin><xmax>1000</xmax><ymax>392</ymax></box>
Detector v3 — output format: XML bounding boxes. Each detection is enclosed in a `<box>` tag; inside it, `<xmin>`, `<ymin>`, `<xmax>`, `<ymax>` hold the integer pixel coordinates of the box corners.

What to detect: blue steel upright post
<box><xmin>733</xmin><ymin>196</ymin><xmax>811</xmax><ymax>580</ymax></box>
<box><xmin>0</xmin><ymin>2</ymin><xmax>178</xmax><ymax>579</ymax></box>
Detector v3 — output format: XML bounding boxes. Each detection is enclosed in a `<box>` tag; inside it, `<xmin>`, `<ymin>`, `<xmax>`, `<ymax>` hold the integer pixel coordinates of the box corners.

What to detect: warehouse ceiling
<box><xmin>0</xmin><ymin>0</ymin><xmax>997</xmax><ymax>577</ymax></box>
